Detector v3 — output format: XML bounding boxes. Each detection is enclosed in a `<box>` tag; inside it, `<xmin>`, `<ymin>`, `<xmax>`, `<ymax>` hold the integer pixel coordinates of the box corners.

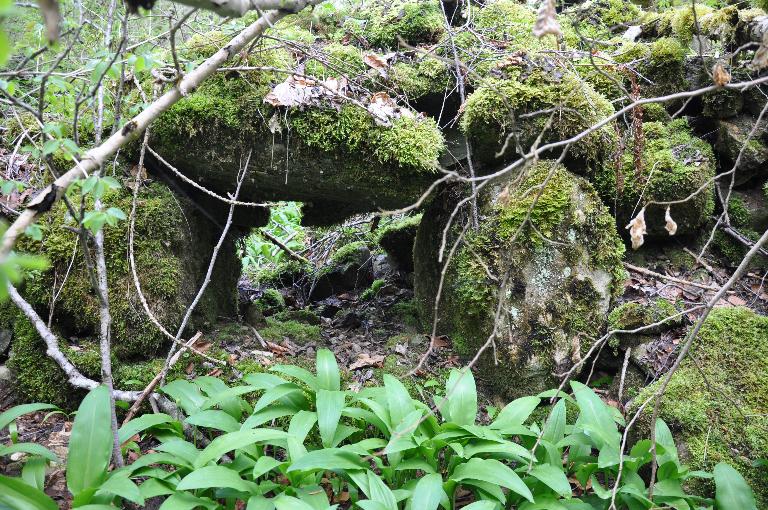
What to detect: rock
<box><xmin>607</xmin><ymin>299</ymin><xmax>683</xmax><ymax>348</ymax></box>
<box><xmin>0</xmin><ymin>365</ymin><xmax>11</xmax><ymax>384</ymax></box>
<box><xmin>715</xmin><ymin>115</ymin><xmax>768</xmax><ymax>186</ymax></box>
<box><xmin>592</xmin><ymin>118</ymin><xmax>715</xmax><ymax>238</ymax></box>
<box><xmin>0</xmin><ymin>329</ymin><xmax>11</xmax><ymax>356</ymax></box>
<box><xmin>415</xmin><ymin>162</ymin><xmax>626</xmax><ymax>398</ymax></box>
<box><xmin>630</xmin><ymin>307</ymin><xmax>768</xmax><ymax>506</ymax></box>
<box><xmin>310</xmin><ymin>242</ymin><xmax>374</xmax><ymax>300</ymax></box>
<box><xmin>372</xmin><ymin>254</ymin><xmax>395</xmax><ymax>280</ymax></box>
<box><xmin>376</xmin><ymin>214</ymin><xmax>421</xmax><ymax>272</ymax></box>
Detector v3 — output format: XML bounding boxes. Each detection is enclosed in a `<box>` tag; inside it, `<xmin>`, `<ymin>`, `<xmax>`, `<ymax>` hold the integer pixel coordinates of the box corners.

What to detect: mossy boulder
<box><xmin>632</xmin><ymin>307</ymin><xmax>768</xmax><ymax>506</ymax></box>
<box><xmin>416</xmin><ymin>162</ymin><xmax>626</xmax><ymax>398</ymax></box>
<box><xmin>461</xmin><ymin>69</ymin><xmax>616</xmax><ymax>171</ymax></box>
<box><xmin>310</xmin><ymin>241</ymin><xmax>374</xmax><ymax>300</ymax></box>
<box><xmin>714</xmin><ymin>115</ymin><xmax>768</xmax><ymax>186</ymax></box>
<box><xmin>593</xmin><ymin>119</ymin><xmax>715</xmax><ymax>237</ymax></box>
<box><xmin>376</xmin><ymin>214</ymin><xmax>422</xmax><ymax>272</ymax></box>
<box><xmin>7</xmin><ymin>181</ymin><xmax>237</xmax><ymax>407</ymax></box>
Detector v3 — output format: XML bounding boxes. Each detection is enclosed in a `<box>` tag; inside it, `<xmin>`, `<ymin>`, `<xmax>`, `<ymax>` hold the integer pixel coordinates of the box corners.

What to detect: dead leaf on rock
<box><xmin>363</xmin><ymin>53</ymin><xmax>395</xmax><ymax>76</ymax></box>
<box><xmin>349</xmin><ymin>353</ymin><xmax>385</xmax><ymax>370</ymax></box>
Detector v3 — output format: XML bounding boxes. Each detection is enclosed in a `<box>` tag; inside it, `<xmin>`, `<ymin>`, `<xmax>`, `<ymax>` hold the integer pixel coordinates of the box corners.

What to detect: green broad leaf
<box><xmin>384</xmin><ymin>409</ymin><xmax>422</xmax><ymax>455</ymax></box>
<box><xmin>492</xmin><ymin>396</ymin><xmax>541</xmax><ymax>429</ymax></box>
<box><xmin>451</xmin><ymin>458</ymin><xmax>534</xmax><ymax>503</ymax></box>
<box><xmin>409</xmin><ymin>473</ymin><xmax>444</xmax><ymax>510</ymax></box>
<box><xmin>161</xmin><ymin>379</ymin><xmax>206</xmax><ymax>415</ymax></box>
<box><xmin>24</xmin><ymin>224</ymin><xmax>42</xmax><ymax>241</ymax></box>
<box><xmin>176</xmin><ymin>465</ymin><xmax>253</xmax><ymax>492</ymax></box>
<box><xmin>394</xmin><ymin>458</ymin><xmax>436</xmax><ymax>473</ymax></box>
<box><xmin>118</xmin><ymin>413</ymin><xmax>175</xmax><ymax>443</ymax></box>
<box><xmin>241</xmin><ymin>405</ymin><xmax>296</xmax><ymax>430</ymax></box>
<box><xmin>462</xmin><ymin>439</ymin><xmax>532</xmax><ymax>461</ymax></box>
<box><xmin>443</xmin><ymin>368</ymin><xmax>478</xmax><ymax>426</ymax></box>
<box><xmin>457</xmin><ymin>502</ymin><xmax>498</xmax><ymax>510</ymax></box>
<box><xmin>66</xmin><ymin>385</ymin><xmax>113</xmax><ymax>496</ymax></box>
<box><xmin>22</xmin><ymin>456</ymin><xmax>47</xmax><ymax>490</ymax></box>
<box><xmin>317</xmin><ymin>389</ymin><xmax>345</xmax><ymax>448</ymax></box>
<box><xmin>0</xmin><ymin>474</ymin><xmax>58</xmax><ymax>510</ymax></box>
<box><xmin>288</xmin><ymin>410</ymin><xmax>317</xmax><ymax>445</ymax></box>
<box><xmin>654</xmin><ymin>418</ymin><xmax>679</xmax><ymax>465</ymax></box>
<box><xmin>0</xmin><ymin>443</ymin><xmax>57</xmax><ymax>463</ymax></box>
<box><xmin>0</xmin><ymin>403</ymin><xmax>56</xmax><ymax>431</ymax></box>
<box><xmin>41</xmin><ymin>139</ymin><xmax>60</xmax><ymax>156</ymax></box>
<box><xmin>714</xmin><ymin>462</ymin><xmax>757</xmax><ymax>510</ymax></box>
<box><xmin>158</xmin><ymin>492</ymin><xmax>219</xmax><ymax>510</ymax></box>
<box><xmin>316</xmin><ymin>348</ymin><xmax>340</xmax><ymax>391</ymax></box>
<box><xmin>273</xmin><ymin>494</ymin><xmax>315</xmax><ymax>510</ymax></box>
<box><xmin>519</xmin><ymin>498</ymin><xmax>569</xmax><ymax>510</ymax></box>
<box><xmin>286</xmin><ymin>448</ymin><xmax>366</xmax><ymax>472</ymax></box>
<box><xmin>248</xmin><ymin>495</ymin><xmax>276</xmax><ymax>510</ymax></box>
<box><xmin>185</xmin><ymin>410</ymin><xmax>241</xmax><ymax>432</ymax></box>
<box><xmin>252</xmin><ymin>455</ymin><xmax>283</xmax><ymax>478</ymax></box>
<box><xmin>194</xmin><ymin>429</ymin><xmax>289</xmax><ymax>468</ymax></box>
<box><xmin>252</xmin><ymin>383</ymin><xmax>306</xmax><ymax>413</ymax></box>
<box><xmin>270</xmin><ymin>365</ymin><xmax>318</xmax><ymax>391</ymax></box>
<box><xmin>96</xmin><ymin>472</ymin><xmax>144</xmax><ymax>505</ymax></box>
<box><xmin>542</xmin><ymin>399</ymin><xmax>567</xmax><ymax>444</ymax></box>
<box><xmin>138</xmin><ymin>478</ymin><xmax>175</xmax><ymax>499</ymax></box>
<box><xmin>365</xmin><ymin>470</ymin><xmax>397</xmax><ymax>510</ymax></box>
<box><xmin>571</xmin><ymin>381</ymin><xmax>620</xmax><ymax>450</ymax></box>
<box><xmin>384</xmin><ymin>374</ymin><xmax>415</xmax><ymax>428</ymax></box>
<box><xmin>155</xmin><ymin>439</ymin><xmax>200</xmax><ymax>465</ymax></box>
<box><xmin>529</xmin><ymin>463</ymin><xmax>572</xmax><ymax>497</ymax></box>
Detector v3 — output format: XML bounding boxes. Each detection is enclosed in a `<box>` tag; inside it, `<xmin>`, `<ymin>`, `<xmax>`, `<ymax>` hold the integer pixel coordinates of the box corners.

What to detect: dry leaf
<box><xmin>712</xmin><ymin>62</ymin><xmax>731</xmax><ymax>87</ymax></box>
<box><xmin>349</xmin><ymin>353</ymin><xmax>385</xmax><ymax>370</ymax></box>
<box><xmin>625</xmin><ymin>207</ymin><xmax>647</xmax><ymax>250</ymax></box>
<box><xmin>363</xmin><ymin>53</ymin><xmax>390</xmax><ymax>76</ymax></box>
<box><xmin>532</xmin><ymin>0</ymin><xmax>562</xmax><ymax>39</ymax></box>
<box><xmin>664</xmin><ymin>206</ymin><xmax>678</xmax><ymax>236</ymax></box>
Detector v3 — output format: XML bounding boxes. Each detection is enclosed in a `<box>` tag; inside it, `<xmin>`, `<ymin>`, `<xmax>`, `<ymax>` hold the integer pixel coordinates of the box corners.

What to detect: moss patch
<box><xmin>632</xmin><ymin>307</ymin><xmax>768</xmax><ymax>506</ymax></box>
<box><xmin>592</xmin><ymin>118</ymin><xmax>715</xmax><ymax>237</ymax></box>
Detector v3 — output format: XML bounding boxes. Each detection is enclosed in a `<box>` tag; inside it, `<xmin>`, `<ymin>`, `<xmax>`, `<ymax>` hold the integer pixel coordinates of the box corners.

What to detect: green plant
<box><xmin>0</xmin><ymin>350</ymin><xmax>758</xmax><ymax>509</ymax></box>
<box><xmin>241</xmin><ymin>202</ymin><xmax>305</xmax><ymax>271</ymax></box>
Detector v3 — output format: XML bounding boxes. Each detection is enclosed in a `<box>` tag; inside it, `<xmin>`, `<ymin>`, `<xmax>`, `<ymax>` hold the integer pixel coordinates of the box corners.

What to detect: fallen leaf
<box><xmin>349</xmin><ymin>353</ymin><xmax>385</xmax><ymax>370</ymax></box>
<box><xmin>727</xmin><ymin>295</ymin><xmax>747</xmax><ymax>306</ymax></box>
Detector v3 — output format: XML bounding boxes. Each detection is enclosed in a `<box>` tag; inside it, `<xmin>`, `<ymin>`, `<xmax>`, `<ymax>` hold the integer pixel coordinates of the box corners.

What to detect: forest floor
<box><xmin>1</xmin><ymin>238</ymin><xmax>767</xmax><ymax>507</ymax></box>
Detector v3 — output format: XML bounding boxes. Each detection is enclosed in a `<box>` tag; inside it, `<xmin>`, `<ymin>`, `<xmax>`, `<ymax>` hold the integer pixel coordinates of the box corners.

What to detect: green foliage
<box><xmin>0</xmin><ymin>350</ymin><xmax>758</xmax><ymax>509</ymax></box>
<box><xmin>360</xmin><ymin>278</ymin><xmax>386</xmax><ymax>301</ymax></box>
<box><xmin>241</xmin><ymin>203</ymin><xmax>305</xmax><ymax>271</ymax></box>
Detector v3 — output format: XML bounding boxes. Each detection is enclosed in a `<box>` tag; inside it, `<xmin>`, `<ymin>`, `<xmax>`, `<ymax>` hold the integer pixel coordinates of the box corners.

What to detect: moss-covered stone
<box><xmin>345</xmin><ymin>0</ymin><xmax>444</xmax><ymax>49</ymax></box>
<box><xmin>253</xmin><ymin>289</ymin><xmax>286</xmax><ymax>316</ymax></box>
<box><xmin>417</xmin><ymin>162</ymin><xmax>626</xmax><ymax>398</ymax></box>
<box><xmin>150</xmin><ymin>25</ymin><xmax>445</xmax><ymax>226</ymax></box>
<box><xmin>376</xmin><ymin>214</ymin><xmax>421</xmax><ymax>272</ymax></box>
<box><xmin>260</xmin><ymin>317</ymin><xmax>321</xmax><ymax>345</ymax></box>
<box><xmin>592</xmin><ymin>118</ymin><xmax>715</xmax><ymax>237</ymax></box>
<box><xmin>360</xmin><ymin>279</ymin><xmax>386</xmax><ymax>301</ymax></box>
<box><xmin>7</xmin><ymin>180</ymin><xmax>236</xmax><ymax>406</ymax></box>
<box><xmin>461</xmin><ymin>70</ymin><xmax>616</xmax><ymax>170</ymax></box>
<box><xmin>632</xmin><ymin>307</ymin><xmax>768</xmax><ymax>506</ymax></box>
<box><xmin>608</xmin><ymin>299</ymin><xmax>680</xmax><ymax>332</ymax></box>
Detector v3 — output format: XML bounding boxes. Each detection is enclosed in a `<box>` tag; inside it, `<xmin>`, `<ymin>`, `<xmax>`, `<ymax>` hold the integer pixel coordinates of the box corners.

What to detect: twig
<box><xmin>623</xmin><ymin>262</ymin><xmax>720</xmax><ymax>291</ymax></box>
<box><xmin>122</xmin><ymin>332</ymin><xmax>202</xmax><ymax>425</ymax></box>
<box><xmin>259</xmin><ymin>228</ymin><xmax>310</xmax><ymax>265</ymax></box>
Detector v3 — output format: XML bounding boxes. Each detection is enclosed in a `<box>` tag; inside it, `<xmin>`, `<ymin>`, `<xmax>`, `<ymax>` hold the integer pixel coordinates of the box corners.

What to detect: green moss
<box><xmin>260</xmin><ymin>317</ymin><xmax>321</xmax><ymax>345</ymax></box>
<box><xmin>351</xmin><ymin>1</ymin><xmax>445</xmax><ymax>49</ymax></box>
<box><xmin>253</xmin><ymin>259</ymin><xmax>312</xmax><ymax>287</ymax></box>
<box><xmin>641</xmin><ymin>102</ymin><xmax>671</xmax><ymax>123</ymax></box>
<box><xmin>389</xmin><ymin>58</ymin><xmax>452</xmax><ymax>99</ymax></box>
<box><xmin>271</xmin><ymin>308</ymin><xmax>321</xmax><ymax>325</ymax></box>
<box><xmin>592</xmin><ymin>118</ymin><xmax>715</xmax><ymax>236</ymax></box>
<box><xmin>360</xmin><ymin>279</ymin><xmax>386</xmax><ymax>301</ymax></box>
<box><xmin>331</xmin><ymin>241</ymin><xmax>368</xmax><ymax>266</ymax></box>
<box><xmin>304</xmin><ymin>43</ymin><xmax>365</xmax><ymax>78</ymax></box>
<box><xmin>632</xmin><ymin>307</ymin><xmax>768</xmax><ymax>506</ymax></box>
<box><xmin>461</xmin><ymin>71</ymin><xmax>615</xmax><ymax>168</ymax></box>
<box><xmin>389</xmin><ymin>298</ymin><xmax>421</xmax><ymax>329</ymax></box>
<box><xmin>438</xmin><ymin>162</ymin><xmax>625</xmax><ymax>397</ymax></box>
<box><xmin>607</xmin><ymin>299</ymin><xmax>680</xmax><ymax>331</ymax></box>
<box><xmin>254</xmin><ymin>289</ymin><xmax>286</xmax><ymax>315</ymax></box>
<box><xmin>565</xmin><ymin>0</ymin><xmax>641</xmax><ymax>42</ymax></box>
